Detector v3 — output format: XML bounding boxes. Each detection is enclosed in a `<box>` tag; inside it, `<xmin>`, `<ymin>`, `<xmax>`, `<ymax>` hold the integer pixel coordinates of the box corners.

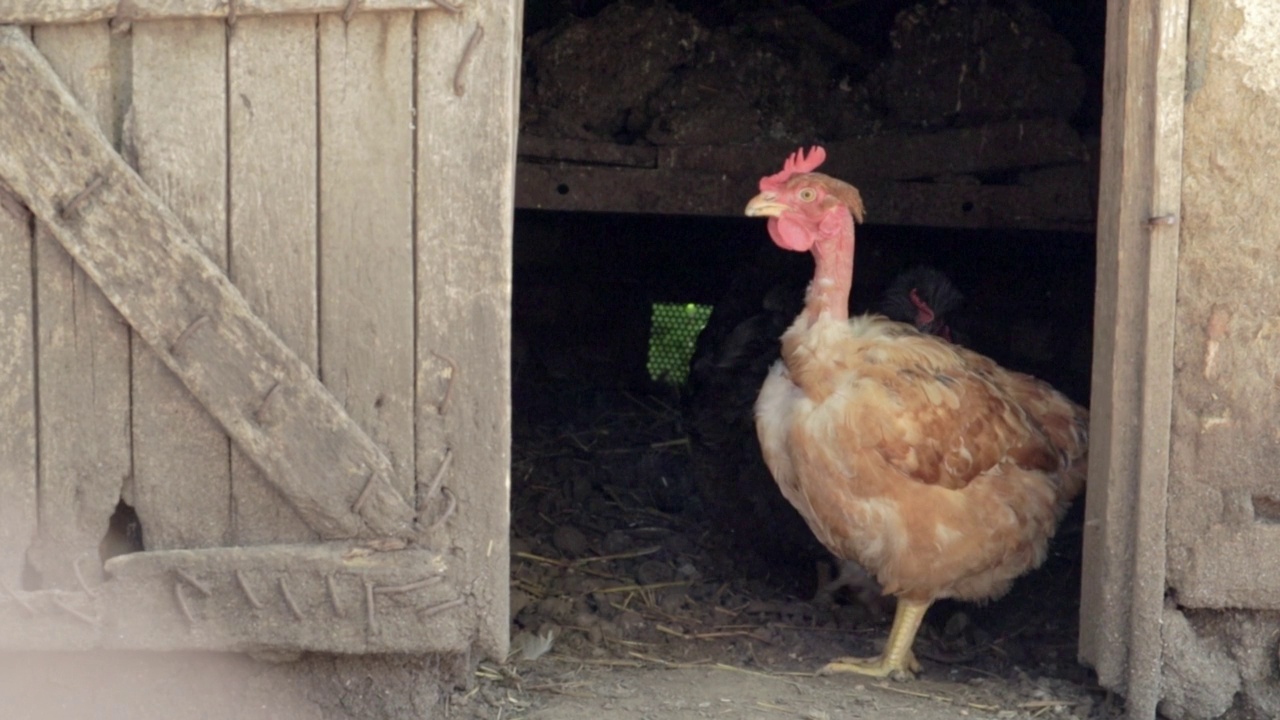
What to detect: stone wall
<box><xmin>1163</xmin><ymin>2</ymin><xmax>1280</xmax><ymax>718</ymax></box>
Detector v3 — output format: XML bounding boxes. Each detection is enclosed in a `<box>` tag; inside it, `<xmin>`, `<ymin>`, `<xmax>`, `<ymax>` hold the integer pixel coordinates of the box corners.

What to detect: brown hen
<box><xmin>745</xmin><ymin>147</ymin><xmax>1088</xmax><ymax>679</ymax></box>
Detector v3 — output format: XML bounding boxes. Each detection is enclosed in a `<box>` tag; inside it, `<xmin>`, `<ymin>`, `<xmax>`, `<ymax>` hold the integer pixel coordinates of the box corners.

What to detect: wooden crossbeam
<box><xmin>517</xmin><ymin>162</ymin><xmax>1095</xmax><ymax>232</ymax></box>
<box><xmin>0</xmin><ymin>26</ymin><xmax>414</xmax><ymax>540</ymax></box>
<box><xmin>0</xmin><ymin>0</ymin><xmax>455</xmax><ymax>26</ymax></box>
<box><xmin>0</xmin><ymin>543</ymin><xmax>461</xmax><ymax>652</ymax></box>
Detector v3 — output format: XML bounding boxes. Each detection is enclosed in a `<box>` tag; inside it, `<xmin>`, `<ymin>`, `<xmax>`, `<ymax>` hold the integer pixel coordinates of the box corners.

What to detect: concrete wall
<box><xmin>1163</xmin><ymin>2</ymin><xmax>1280</xmax><ymax>718</ymax></box>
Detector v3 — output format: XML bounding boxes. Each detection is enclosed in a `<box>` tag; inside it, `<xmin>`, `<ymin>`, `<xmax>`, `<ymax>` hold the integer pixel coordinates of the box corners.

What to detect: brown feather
<box><xmin>756</xmin><ymin>314</ymin><xmax>1088</xmax><ymax>604</ymax></box>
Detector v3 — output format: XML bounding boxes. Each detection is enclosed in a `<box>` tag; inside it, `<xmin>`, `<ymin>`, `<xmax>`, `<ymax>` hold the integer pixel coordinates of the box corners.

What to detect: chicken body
<box><xmin>746</xmin><ymin>147</ymin><xmax>1087</xmax><ymax>678</ymax></box>
<box><xmin>685</xmin><ymin>259</ymin><xmax>964</xmax><ymax>609</ymax></box>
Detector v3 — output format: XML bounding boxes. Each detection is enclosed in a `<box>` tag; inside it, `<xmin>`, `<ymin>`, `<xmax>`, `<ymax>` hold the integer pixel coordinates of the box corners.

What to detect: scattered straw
<box><xmin>870</xmin><ymin>682</ymin><xmax>1001</xmax><ymax>712</ymax></box>
<box><xmin>594</xmin><ymin>580</ymin><xmax>690</xmax><ymax>595</ymax></box>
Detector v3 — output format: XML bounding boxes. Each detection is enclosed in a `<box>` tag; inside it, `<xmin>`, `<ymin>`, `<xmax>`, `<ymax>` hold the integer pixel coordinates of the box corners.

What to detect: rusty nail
<box><xmin>174</xmin><ymin>583</ymin><xmax>196</xmax><ymax>624</ymax></box>
<box><xmin>278</xmin><ymin>577</ymin><xmax>304</xmax><ymax>620</ymax></box>
<box><xmin>343</xmin><ymin>0</ymin><xmax>360</xmax><ymax>22</ymax></box>
<box><xmin>423</xmin><ymin>448</ymin><xmax>453</xmax><ymax>502</ymax></box>
<box><xmin>50</xmin><ymin>596</ymin><xmax>102</xmax><ymax>627</ymax></box>
<box><xmin>0</xmin><ymin>579</ymin><xmax>35</xmax><ymax>615</ymax></box>
<box><xmin>1147</xmin><ymin>214</ymin><xmax>1177</xmax><ymax>228</ymax></box>
<box><xmin>373</xmin><ymin>576</ymin><xmax>443</xmax><ymax>595</ymax></box>
<box><xmin>433</xmin><ymin>0</ymin><xmax>462</xmax><ymax>13</ymax></box>
<box><xmin>365</xmin><ymin>579</ymin><xmax>377</xmax><ymax>631</ymax></box>
<box><xmin>176</xmin><ymin>569</ymin><xmax>212</xmax><ymax>597</ymax></box>
<box><xmin>327</xmin><ymin>573</ymin><xmax>345</xmax><ymax>617</ymax></box>
<box><xmin>425</xmin><ymin>487</ymin><xmax>457</xmax><ymax>532</ymax></box>
<box><xmin>419</xmin><ymin>596</ymin><xmax>465</xmax><ymax>619</ymax></box>
<box><xmin>254</xmin><ymin>381</ymin><xmax>282</xmax><ymax>426</ymax></box>
<box><xmin>170</xmin><ymin>315</ymin><xmax>212</xmax><ymax>357</ymax></box>
<box><xmin>453</xmin><ymin>24</ymin><xmax>484</xmax><ymax>98</ymax></box>
<box><xmin>235</xmin><ymin>569</ymin><xmax>264</xmax><ymax>609</ymax></box>
<box><xmin>73</xmin><ymin>554</ymin><xmax>99</xmax><ymax>598</ymax></box>
<box><xmin>352</xmin><ymin>468</ymin><xmax>381</xmax><ymax>515</ymax></box>
<box><xmin>59</xmin><ymin>174</ymin><xmax>105</xmax><ymax>221</ymax></box>
<box><xmin>430</xmin><ymin>351</ymin><xmax>459</xmax><ymax>415</ymax></box>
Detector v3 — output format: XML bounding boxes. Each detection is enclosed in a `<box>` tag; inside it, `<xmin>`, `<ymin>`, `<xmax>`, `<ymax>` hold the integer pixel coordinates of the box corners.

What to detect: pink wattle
<box><xmin>768</xmin><ymin>216</ymin><xmax>814</xmax><ymax>252</ymax></box>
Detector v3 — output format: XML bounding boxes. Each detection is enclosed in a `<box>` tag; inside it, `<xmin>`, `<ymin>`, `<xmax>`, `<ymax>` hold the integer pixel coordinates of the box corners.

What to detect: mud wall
<box><xmin>1163</xmin><ymin>2</ymin><xmax>1280</xmax><ymax>718</ymax></box>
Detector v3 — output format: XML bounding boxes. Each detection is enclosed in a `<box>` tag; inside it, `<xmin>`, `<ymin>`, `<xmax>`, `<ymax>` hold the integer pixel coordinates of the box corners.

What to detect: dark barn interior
<box><xmin>507</xmin><ymin>0</ymin><xmax>1107</xmax><ymax>708</ymax></box>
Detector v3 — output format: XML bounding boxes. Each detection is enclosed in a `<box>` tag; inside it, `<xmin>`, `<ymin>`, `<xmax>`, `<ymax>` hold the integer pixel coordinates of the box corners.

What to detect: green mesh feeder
<box><xmin>646</xmin><ymin>302</ymin><xmax>713</xmax><ymax>385</ymax></box>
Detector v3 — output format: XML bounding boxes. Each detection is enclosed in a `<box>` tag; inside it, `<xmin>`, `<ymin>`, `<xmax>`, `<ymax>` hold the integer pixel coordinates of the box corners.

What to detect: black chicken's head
<box><xmin>878</xmin><ymin>266</ymin><xmax>964</xmax><ymax>341</ymax></box>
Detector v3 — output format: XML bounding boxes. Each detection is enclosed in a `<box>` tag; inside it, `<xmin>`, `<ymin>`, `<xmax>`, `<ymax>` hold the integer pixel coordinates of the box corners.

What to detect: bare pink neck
<box><xmin>802</xmin><ymin>220</ymin><xmax>854</xmax><ymax>324</ymax></box>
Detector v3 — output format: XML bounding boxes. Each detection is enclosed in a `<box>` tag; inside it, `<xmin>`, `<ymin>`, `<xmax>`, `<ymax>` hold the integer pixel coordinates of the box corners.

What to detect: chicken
<box><xmin>684</xmin><ymin>260</ymin><xmax>965</xmax><ymax>610</ymax></box>
<box><xmin>745</xmin><ymin>147</ymin><xmax>1088</xmax><ymax>679</ymax></box>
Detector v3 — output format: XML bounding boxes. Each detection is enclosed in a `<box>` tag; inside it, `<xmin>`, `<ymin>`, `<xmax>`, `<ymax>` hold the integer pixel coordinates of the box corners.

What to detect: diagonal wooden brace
<box><xmin>0</xmin><ymin>27</ymin><xmax>414</xmax><ymax>539</ymax></box>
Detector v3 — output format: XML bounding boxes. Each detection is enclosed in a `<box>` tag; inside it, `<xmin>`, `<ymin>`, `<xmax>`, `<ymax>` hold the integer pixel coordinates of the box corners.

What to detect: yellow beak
<box><xmin>745</xmin><ymin>193</ymin><xmax>788</xmax><ymax>218</ymax></box>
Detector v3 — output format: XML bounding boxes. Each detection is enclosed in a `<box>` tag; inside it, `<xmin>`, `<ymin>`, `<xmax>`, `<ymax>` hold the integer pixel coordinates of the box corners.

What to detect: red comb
<box><xmin>759</xmin><ymin>146</ymin><xmax>827</xmax><ymax>192</ymax></box>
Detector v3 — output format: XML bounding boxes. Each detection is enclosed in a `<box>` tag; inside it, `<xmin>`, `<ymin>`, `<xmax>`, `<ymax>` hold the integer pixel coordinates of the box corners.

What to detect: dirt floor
<box><xmin>0</xmin><ymin>380</ymin><xmax>1116</xmax><ymax>720</ymax></box>
<box><xmin>451</xmin><ymin>380</ymin><xmax>1119</xmax><ymax>720</ymax></box>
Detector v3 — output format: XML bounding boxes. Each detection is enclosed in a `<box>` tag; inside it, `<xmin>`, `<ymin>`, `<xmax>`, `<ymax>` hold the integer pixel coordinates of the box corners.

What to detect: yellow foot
<box><xmin>820</xmin><ymin>597</ymin><xmax>932</xmax><ymax>681</ymax></box>
<box><xmin>818</xmin><ymin>650</ymin><xmax>921</xmax><ymax>680</ymax></box>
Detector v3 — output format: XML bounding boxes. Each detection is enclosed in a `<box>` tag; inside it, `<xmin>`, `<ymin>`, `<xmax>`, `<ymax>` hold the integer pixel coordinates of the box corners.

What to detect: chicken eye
<box><xmin>797</xmin><ymin>188</ymin><xmax>818</xmax><ymax>202</ymax></box>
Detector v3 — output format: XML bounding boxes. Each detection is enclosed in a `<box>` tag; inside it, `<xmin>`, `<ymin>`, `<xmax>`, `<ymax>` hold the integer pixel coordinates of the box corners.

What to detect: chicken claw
<box><xmin>819</xmin><ymin>649</ymin><xmax>921</xmax><ymax>680</ymax></box>
<box><xmin>819</xmin><ymin>598</ymin><xmax>930</xmax><ymax>680</ymax></box>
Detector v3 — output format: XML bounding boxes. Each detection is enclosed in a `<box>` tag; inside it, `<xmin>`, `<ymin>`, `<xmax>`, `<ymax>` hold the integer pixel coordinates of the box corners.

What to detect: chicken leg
<box><xmin>819</xmin><ymin>597</ymin><xmax>930</xmax><ymax>679</ymax></box>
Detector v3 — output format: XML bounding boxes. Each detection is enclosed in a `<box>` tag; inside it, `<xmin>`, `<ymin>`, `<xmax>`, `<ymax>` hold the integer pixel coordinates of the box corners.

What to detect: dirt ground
<box><xmin>0</xmin><ymin>382</ymin><xmax>1115</xmax><ymax>720</ymax></box>
<box><xmin>459</xmin><ymin>380</ymin><xmax>1118</xmax><ymax>720</ymax></box>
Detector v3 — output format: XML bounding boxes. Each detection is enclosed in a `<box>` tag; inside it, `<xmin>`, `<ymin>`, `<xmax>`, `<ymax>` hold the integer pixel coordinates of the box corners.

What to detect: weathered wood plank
<box><xmin>517</xmin><ymin>162</ymin><xmax>1095</xmax><ymax>232</ymax></box>
<box><xmin>1077</xmin><ymin>0</ymin><xmax>1189</xmax><ymax>717</ymax></box>
<box><xmin>417</xmin><ymin>3</ymin><xmax>515</xmax><ymax>661</ymax></box>
<box><xmin>518</xmin><ymin>136</ymin><xmax>658</xmax><ymax>168</ymax></box>
<box><xmin>229</xmin><ymin>14</ymin><xmax>319</xmax><ymax>546</ymax></box>
<box><xmin>0</xmin><ymin>543</ymin><xmax>467</xmax><ymax>653</ymax></box>
<box><xmin>27</xmin><ymin>22</ymin><xmax>131</xmax><ymax>589</ymax></box>
<box><xmin>518</xmin><ymin>119</ymin><xmax>1085</xmax><ymax>181</ymax></box>
<box><xmin>318</xmin><ymin>11</ymin><xmax>415</xmax><ymax>503</ymax></box>
<box><xmin>0</xmin><ymin>184</ymin><xmax>37</xmax><ymax>591</ymax></box>
<box><xmin>656</xmin><ymin>118</ymin><xmax>1087</xmax><ymax>182</ymax></box>
<box><xmin>0</xmin><ymin>0</ymin><xmax>452</xmax><ymax>26</ymax></box>
<box><xmin>0</xmin><ymin>26</ymin><xmax>414</xmax><ymax>539</ymax></box>
<box><xmin>129</xmin><ymin>19</ymin><xmax>232</xmax><ymax>550</ymax></box>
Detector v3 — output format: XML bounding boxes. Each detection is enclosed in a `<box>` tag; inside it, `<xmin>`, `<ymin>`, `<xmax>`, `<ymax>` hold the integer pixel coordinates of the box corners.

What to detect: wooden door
<box><xmin>0</xmin><ymin>1</ymin><xmax>515</xmax><ymax>660</ymax></box>
<box><xmin>1077</xmin><ymin>0</ymin><xmax>1188</xmax><ymax>717</ymax></box>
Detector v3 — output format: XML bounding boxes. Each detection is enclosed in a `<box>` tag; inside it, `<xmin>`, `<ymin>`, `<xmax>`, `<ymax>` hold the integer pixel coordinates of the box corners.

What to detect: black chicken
<box><xmin>685</xmin><ymin>261</ymin><xmax>964</xmax><ymax>602</ymax></box>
